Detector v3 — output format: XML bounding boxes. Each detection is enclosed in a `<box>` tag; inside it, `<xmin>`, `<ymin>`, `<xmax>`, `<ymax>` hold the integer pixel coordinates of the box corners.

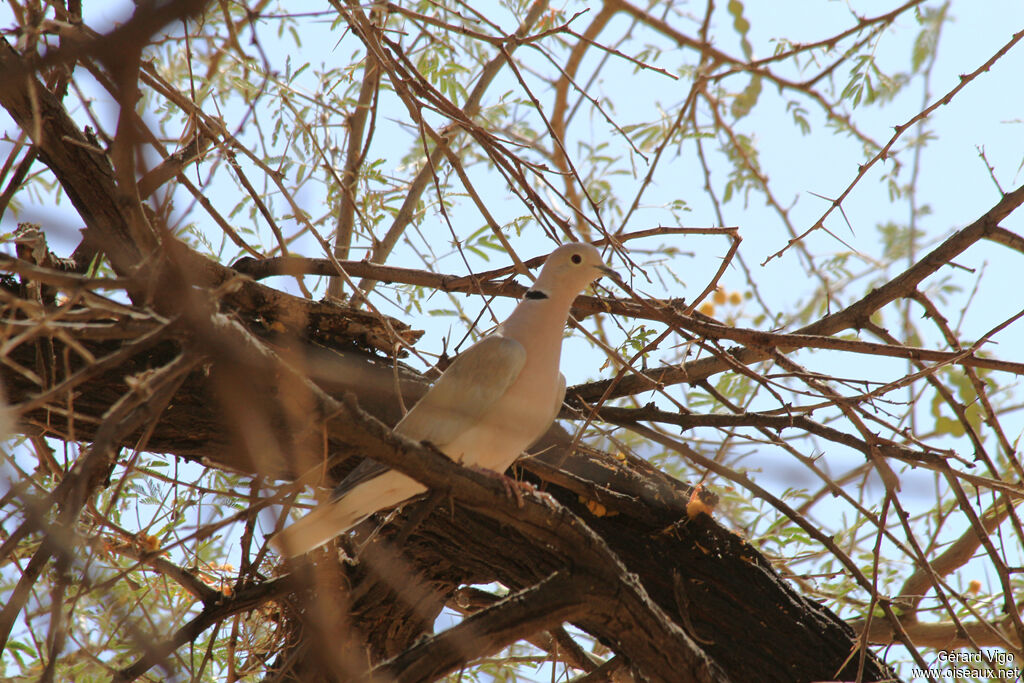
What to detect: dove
<box><xmin>270</xmin><ymin>242</ymin><xmax>619</xmax><ymax>557</ymax></box>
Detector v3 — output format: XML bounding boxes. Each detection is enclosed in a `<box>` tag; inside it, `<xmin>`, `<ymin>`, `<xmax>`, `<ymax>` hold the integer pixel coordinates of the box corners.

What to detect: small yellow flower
<box><xmin>578</xmin><ymin>495</ymin><xmax>617</xmax><ymax>517</ymax></box>
<box><xmin>686</xmin><ymin>483</ymin><xmax>719</xmax><ymax>519</ymax></box>
<box><xmin>137</xmin><ymin>533</ymin><xmax>161</xmax><ymax>553</ymax></box>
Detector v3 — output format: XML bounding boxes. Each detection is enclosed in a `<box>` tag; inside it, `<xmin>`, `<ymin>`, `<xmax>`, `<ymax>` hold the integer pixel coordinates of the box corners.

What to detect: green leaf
<box><xmin>731</xmin><ymin>76</ymin><xmax>762</xmax><ymax>120</ymax></box>
<box><xmin>727</xmin><ymin>0</ymin><xmax>754</xmax><ymax>60</ymax></box>
<box><xmin>911</xmin><ymin>4</ymin><xmax>949</xmax><ymax>72</ymax></box>
<box><xmin>934</xmin><ymin>415</ymin><xmax>965</xmax><ymax>438</ymax></box>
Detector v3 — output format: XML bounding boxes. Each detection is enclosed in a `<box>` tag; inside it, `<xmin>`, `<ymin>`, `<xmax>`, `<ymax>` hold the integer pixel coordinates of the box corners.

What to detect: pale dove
<box><xmin>271</xmin><ymin>243</ymin><xmax>618</xmax><ymax>557</ymax></box>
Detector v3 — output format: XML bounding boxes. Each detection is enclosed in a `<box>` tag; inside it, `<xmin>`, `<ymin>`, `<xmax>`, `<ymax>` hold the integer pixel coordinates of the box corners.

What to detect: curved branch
<box><xmin>572</xmin><ymin>182</ymin><xmax>1024</xmax><ymax>401</ymax></box>
<box><xmin>855</xmin><ymin>617</ymin><xmax>1022</xmax><ymax>649</ymax></box>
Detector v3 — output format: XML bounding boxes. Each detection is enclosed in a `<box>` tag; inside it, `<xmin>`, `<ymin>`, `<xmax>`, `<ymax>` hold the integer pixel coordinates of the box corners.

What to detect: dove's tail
<box><xmin>269</xmin><ymin>470</ymin><xmax>426</xmax><ymax>557</ymax></box>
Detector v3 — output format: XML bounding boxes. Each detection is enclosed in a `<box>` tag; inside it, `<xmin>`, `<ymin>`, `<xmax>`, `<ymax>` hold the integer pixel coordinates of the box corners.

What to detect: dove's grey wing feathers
<box><xmin>328</xmin><ymin>336</ymin><xmax>526</xmax><ymax>501</ymax></box>
<box><xmin>395</xmin><ymin>335</ymin><xmax>526</xmax><ymax>446</ymax></box>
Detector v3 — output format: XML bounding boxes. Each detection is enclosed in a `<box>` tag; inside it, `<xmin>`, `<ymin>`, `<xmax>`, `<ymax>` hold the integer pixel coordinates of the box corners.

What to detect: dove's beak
<box><xmin>598</xmin><ymin>263</ymin><xmax>624</xmax><ymax>286</ymax></box>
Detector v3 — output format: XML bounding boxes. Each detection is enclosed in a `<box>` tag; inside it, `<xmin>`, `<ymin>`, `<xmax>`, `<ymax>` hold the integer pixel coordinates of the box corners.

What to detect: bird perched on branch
<box><xmin>271</xmin><ymin>242</ymin><xmax>620</xmax><ymax>557</ymax></box>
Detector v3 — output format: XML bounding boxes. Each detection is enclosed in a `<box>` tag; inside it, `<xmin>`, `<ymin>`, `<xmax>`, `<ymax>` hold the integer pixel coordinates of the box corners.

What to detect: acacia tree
<box><xmin>1</xmin><ymin>1</ymin><xmax>1023</xmax><ymax>681</ymax></box>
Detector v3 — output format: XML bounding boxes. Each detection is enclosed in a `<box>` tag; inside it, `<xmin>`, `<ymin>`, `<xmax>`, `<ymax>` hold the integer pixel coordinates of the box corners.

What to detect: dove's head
<box><xmin>531</xmin><ymin>242</ymin><xmax>621</xmax><ymax>300</ymax></box>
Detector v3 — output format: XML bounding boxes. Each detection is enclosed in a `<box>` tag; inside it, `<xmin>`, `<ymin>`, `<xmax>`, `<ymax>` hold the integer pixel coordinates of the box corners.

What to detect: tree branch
<box><xmin>571</xmin><ymin>185</ymin><xmax>1024</xmax><ymax>402</ymax></box>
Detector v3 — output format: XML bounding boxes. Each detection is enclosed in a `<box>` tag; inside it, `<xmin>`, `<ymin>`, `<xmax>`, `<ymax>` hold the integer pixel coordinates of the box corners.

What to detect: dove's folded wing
<box><xmin>395</xmin><ymin>335</ymin><xmax>526</xmax><ymax>446</ymax></box>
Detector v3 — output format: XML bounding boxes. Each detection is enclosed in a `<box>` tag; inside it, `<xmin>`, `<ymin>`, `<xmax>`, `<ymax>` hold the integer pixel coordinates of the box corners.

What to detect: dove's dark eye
<box><xmin>571</xmin><ymin>254</ymin><xmax>582</xmax><ymax>264</ymax></box>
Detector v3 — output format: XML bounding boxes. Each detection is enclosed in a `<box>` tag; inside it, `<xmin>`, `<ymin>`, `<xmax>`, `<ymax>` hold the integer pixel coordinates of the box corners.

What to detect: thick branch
<box><xmin>899</xmin><ymin>497</ymin><xmax>1018</xmax><ymax>614</ymax></box>
<box><xmin>855</xmin><ymin>618</ymin><xmax>1021</xmax><ymax>649</ymax></box>
<box><xmin>372</xmin><ymin>571</ymin><xmax>589</xmax><ymax>683</ymax></box>
<box><xmin>0</xmin><ymin>36</ymin><xmax>153</xmax><ymax>273</ymax></box>
<box><xmin>323</xmin><ymin>393</ymin><xmax>727</xmax><ymax>682</ymax></box>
